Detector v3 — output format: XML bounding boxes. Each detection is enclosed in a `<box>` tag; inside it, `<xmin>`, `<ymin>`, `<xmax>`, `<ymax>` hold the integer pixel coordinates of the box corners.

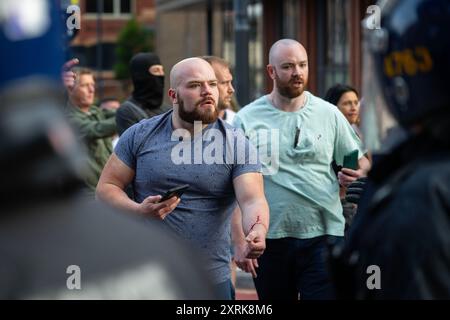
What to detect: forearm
<box><xmin>96</xmin><ymin>183</ymin><xmax>141</xmax><ymax>214</ymax></box>
<box><xmin>231</xmin><ymin>206</ymin><xmax>246</xmax><ymax>245</ymax></box>
<box><xmin>240</xmin><ymin>198</ymin><xmax>269</xmax><ymax>236</ymax></box>
<box><xmin>75</xmin><ymin>118</ymin><xmax>116</xmax><ymax>140</ymax></box>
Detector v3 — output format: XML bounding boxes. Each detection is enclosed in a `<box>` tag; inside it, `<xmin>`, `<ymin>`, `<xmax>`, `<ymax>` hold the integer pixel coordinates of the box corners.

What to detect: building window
<box><xmin>248</xmin><ymin>1</ymin><xmax>264</xmax><ymax>100</ymax></box>
<box><xmin>283</xmin><ymin>0</ymin><xmax>300</xmax><ymax>39</ymax></box>
<box><xmin>221</xmin><ymin>2</ymin><xmax>235</xmax><ymax>66</ymax></box>
<box><xmin>324</xmin><ymin>0</ymin><xmax>350</xmax><ymax>93</ymax></box>
<box><xmin>219</xmin><ymin>0</ymin><xmax>264</xmax><ymax>103</ymax></box>
<box><xmin>86</xmin><ymin>0</ymin><xmax>132</xmax><ymax>16</ymax></box>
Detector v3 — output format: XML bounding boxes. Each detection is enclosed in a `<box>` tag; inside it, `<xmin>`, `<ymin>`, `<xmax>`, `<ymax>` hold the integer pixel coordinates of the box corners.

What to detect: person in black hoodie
<box><xmin>116</xmin><ymin>52</ymin><xmax>170</xmax><ymax>136</ymax></box>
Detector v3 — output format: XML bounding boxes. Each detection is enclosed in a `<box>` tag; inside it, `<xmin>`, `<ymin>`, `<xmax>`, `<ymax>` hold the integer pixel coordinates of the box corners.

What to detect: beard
<box><xmin>177</xmin><ymin>95</ymin><xmax>219</xmax><ymax>124</ymax></box>
<box><xmin>275</xmin><ymin>70</ymin><xmax>307</xmax><ymax>99</ymax></box>
<box><xmin>217</xmin><ymin>97</ymin><xmax>229</xmax><ymax>111</ymax></box>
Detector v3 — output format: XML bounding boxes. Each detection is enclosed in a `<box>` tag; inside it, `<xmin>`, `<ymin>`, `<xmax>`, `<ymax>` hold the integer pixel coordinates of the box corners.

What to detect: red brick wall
<box><xmin>72</xmin><ymin>0</ymin><xmax>156</xmax><ymax>46</ymax></box>
<box><xmin>70</xmin><ymin>0</ymin><xmax>157</xmax><ymax>100</ymax></box>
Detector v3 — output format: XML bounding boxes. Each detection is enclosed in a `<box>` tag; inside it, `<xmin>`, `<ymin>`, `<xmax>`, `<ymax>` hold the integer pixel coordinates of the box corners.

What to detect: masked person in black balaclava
<box><xmin>116</xmin><ymin>53</ymin><xmax>171</xmax><ymax>136</ymax></box>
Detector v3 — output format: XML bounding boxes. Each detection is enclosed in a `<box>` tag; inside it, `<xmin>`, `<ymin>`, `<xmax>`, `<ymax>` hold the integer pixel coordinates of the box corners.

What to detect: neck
<box><xmin>172</xmin><ymin>108</ymin><xmax>208</xmax><ymax>136</ymax></box>
<box><xmin>269</xmin><ymin>91</ymin><xmax>307</xmax><ymax>112</ymax></box>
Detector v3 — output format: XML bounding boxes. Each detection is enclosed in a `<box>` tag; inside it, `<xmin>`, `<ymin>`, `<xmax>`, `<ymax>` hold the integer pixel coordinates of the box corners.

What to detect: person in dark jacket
<box><xmin>116</xmin><ymin>52</ymin><xmax>170</xmax><ymax>135</ymax></box>
<box><xmin>330</xmin><ymin>0</ymin><xmax>450</xmax><ymax>299</ymax></box>
<box><xmin>0</xmin><ymin>0</ymin><xmax>214</xmax><ymax>300</ymax></box>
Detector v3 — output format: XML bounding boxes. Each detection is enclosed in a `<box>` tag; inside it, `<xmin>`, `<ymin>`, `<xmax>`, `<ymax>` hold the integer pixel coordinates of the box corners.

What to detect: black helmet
<box><xmin>361</xmin><ymin>0</ymin><xmax>450</xmax><ymax>151</ymax></box>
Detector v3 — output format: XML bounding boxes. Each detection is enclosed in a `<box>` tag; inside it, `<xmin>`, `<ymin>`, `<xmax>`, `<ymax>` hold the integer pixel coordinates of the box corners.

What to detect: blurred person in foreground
<box><xmin>0</xmin><ymin>0</ymin><xmax>213</xmax><ymax>299</ymax></box>
<box><xmin>330</xmin><ymin>0</ymin><xmax>450</xmax><ymax>299</ymax></box>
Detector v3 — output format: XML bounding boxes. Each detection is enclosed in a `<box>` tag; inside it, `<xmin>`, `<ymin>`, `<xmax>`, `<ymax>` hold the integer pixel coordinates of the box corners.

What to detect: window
<box><xmin>325</xmin><ymin>0</ymin><xmax>350</xmax><ymax>91</ymax></box>
<box><xmin>217</xmin><ymin>0</ymin><xmax>265</xmax><ymax>104</ymax></box>
<box><xmin>316</xmin><ymin>0</ymin><xmax>351</xmax><ymax>96</ymax></box>
<box><xmin>283</xmin><ymin>0</ymin><xmax>300</xmax><ymax>39</ymax></box>
<box><xmin>220</xmin><ymin>1</ymin><xmax>234</xmax><ymax>66</ymax></box>
<box><xmin>85</xmin><ymin>0</ymin><xmax>132</xmax><ymax>15</ymax></box>
<box><xmin>247</xmin><ymin>2</ymin><xmax>264</xmax><ymax>100</ymax></box>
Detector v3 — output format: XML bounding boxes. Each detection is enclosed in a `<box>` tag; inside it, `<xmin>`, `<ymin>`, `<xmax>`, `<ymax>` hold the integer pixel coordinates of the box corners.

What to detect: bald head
<box><xmin>267</xmin><ymin>39</ymin><xmax>309</xmax><ymax>99</ymax></box>
<box><xmin>170</xmin><ymin>57</ymin><xmax>217</xmax><ymax>89</ymax></box>
<box><xmin>269</xmin><ymin>39</ymin><xmax>307</xmax><ymax>65</ymax></box>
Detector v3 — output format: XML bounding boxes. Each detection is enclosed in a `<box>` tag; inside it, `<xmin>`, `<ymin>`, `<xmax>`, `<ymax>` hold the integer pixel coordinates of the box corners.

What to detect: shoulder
<box><xmin>136</xmin><ymin>110</ymin><xmax>172</xmax><ymax>133</ymax></box>
<box><xmin>210</xmin><ymin>119</ymin><xmax>247</xmax><ymax>142</ymax></box>
<box><xmin>307</xmin><ymin>92</ymin><xmax>341</xmax><ymax>115</ymax></box>
<box><xmin>211</xmin><ymin>118</ymin><xmax>236</xmax><ymax>134</ymax></box>
<box><xmin>235</xmin><ymin>96</ymin><xmax>271</xmax><ymax>126</ymax></box>
<box><xmin>147</xmin><ymin>104</ymin><xmax>172</xmax><ymax>117</ymax></box>
<box><xmin>406</xmin><ymin>158</ymin><xmax>450</xmax><ymax>194</ymax></box>
<box><xmin>89</xmin><ymin>105</ymin><xmax>110</xmax><ymax>118</ymax></box>
<box><xmin>117</xmin><ymin>99</ymin><xmax>141</xmax><ymax>114</ymax></box>
<box><xmin>237</xmin><ymin>96</ymin><xmax>270</xmax><ymax>117</ymax></box>
<box><xmin>122</xmin><ymin>110</ymin><xmax>171</xmax><ymax>140</ymax></box>
<box><xmin>382</xmin><ymin>159</ymin><xmax>450</xmax><ymax>250</ymax></box>
<box><xmin>308</xmin><ymin>93</ymin><xmax>352</xmax><ymax>129</ymax></box>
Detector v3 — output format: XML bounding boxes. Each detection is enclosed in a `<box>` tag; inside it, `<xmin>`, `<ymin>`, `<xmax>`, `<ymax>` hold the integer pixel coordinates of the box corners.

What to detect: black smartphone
<box><xmin>343</xmin><ymin>150</ymin><xmax>359</xmax><ymax>170</ymax></box>
<box><xmin>159</xmin><ymin>184</ymin><xmax>190</xmax><ymax>202</ymax></box>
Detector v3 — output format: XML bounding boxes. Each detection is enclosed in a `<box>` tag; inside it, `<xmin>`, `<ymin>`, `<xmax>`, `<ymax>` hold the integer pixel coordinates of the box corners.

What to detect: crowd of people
<box><xmin>1</xmin><ymin>0</ymin><xmax>448</xmax><ymax>300</ymax></box>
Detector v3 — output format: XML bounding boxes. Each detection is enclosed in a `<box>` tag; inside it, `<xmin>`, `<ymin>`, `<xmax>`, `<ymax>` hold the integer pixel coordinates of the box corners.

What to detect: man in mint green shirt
<box><xmin>233</xmin><ymin>39</ymin><xmax>370</xmax><ymax>300</ymax></box>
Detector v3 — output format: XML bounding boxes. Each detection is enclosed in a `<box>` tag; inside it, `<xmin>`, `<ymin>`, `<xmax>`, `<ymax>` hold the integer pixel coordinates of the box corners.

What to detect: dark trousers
<box><xmin>253</xmin><ymin>236</ymin><xmax>342</xmax><ymax>300</ymax></box>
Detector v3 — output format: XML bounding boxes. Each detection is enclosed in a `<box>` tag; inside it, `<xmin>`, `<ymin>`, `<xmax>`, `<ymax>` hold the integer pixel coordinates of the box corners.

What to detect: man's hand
<box><xmin>234</xmin><ymin>242</ymin><xmax>259</xmax><ymax>278</ymax></box>
<box><xmin>339</xmin><ymin>155</ymin><xmax>371</xmax><ymax>187</ymax></box>
<box><xmin>138</xmin><ymin>195</ymin><xmax>180</xmax><ymax>220</ymax></box>
<box><xmin>338</xmin><ymin>167</ymin><xmax>365</xmax><ymax>187</ymax></box>
<box><xmin>245</xmin><ymin>224</ymin><xmax>266</xmax><ymax>259</ymax></box>
<box><xmin>62</xmin><ymin>58</ymin><xmax>79</xmax><ymax>91</ymax></box>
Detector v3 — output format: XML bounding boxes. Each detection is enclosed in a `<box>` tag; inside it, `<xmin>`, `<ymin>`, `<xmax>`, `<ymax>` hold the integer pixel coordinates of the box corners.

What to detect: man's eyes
<box><xmin>188</xmin><ymin>82</ymin><xmax>217</xmax><ymax>88</ymax></box>
<box><xmin>281</xmin><ymin>63</ymin><xmax>306</xmax><ymax>69</ymax></box>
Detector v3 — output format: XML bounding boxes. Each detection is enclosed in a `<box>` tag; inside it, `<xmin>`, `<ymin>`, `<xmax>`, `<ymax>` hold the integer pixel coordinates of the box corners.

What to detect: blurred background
<box><xmin>69</xmin><ymin>0</ymin><xmax>375</xmax><ymax>107</ymax></box>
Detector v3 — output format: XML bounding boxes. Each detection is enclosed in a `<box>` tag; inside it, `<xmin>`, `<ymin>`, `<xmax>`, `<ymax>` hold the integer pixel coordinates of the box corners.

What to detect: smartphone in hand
<box><xmin>343</xmin><ymin>150</ymin><xmax>359</xmax><ymax>170</ymax></box>
<box><xmin>159</xmin><ymin>184</ymin><xmax>190</xmax><ymax>202</ymax></box>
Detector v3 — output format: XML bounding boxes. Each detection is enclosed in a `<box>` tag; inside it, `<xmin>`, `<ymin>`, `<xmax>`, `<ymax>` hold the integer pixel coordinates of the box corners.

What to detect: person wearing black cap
<box><xmin>116</xmin><ymin>52</ymin><xmax>171</xmax><ymax>136</ymax></box>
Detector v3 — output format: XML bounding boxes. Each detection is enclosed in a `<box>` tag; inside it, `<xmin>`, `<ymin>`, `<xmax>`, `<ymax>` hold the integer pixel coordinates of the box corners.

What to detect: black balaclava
<box><xmin>130</xmin><ymin>53</ymin><xmax>164</xmax><ymax>110</ymax></box>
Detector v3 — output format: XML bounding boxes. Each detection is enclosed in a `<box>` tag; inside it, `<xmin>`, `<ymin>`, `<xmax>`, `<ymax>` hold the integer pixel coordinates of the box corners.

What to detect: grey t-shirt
<box><xmin>115</xmin><ymin>110</ymin><xmax>261</xmax><ymax>284</ymax></box>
